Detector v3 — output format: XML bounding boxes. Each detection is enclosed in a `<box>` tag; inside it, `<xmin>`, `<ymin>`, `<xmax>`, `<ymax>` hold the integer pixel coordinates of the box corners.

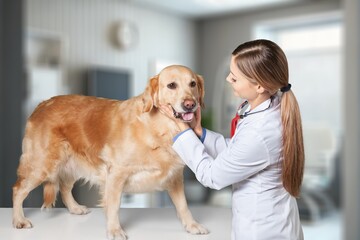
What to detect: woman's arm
<box><xmin>173</xmin><ymin>129</ymin><xmax>270</xmax><ymax>190</ymax></box>
<box><xmin>201</xmin><ymin>128</ymin><xmax>229</xmax><ymax>159</ymax></box>
<box><xmin>160</xmin><ymin>104</ymin><xmax>269</xmax><ymax>189</ymax></box>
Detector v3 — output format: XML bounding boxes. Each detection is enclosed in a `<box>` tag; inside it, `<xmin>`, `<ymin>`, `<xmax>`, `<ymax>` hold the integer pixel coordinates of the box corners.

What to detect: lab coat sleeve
<box><xmin>172</xmin><ymin>129</ymin><xmax>270</xmax><ymax>190</ymax></box>
<box><xmin>201</xmin><ymin>129</ymin><xmax>229</xmax><ymax>159</ymax></box>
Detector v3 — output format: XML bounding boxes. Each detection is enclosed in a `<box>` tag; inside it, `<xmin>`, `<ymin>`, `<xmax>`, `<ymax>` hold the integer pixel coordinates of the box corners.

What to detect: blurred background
<box><xmin>1</xmin><ymin>0</ymin><xmax>359</xmax><ymax>239</ymax></box>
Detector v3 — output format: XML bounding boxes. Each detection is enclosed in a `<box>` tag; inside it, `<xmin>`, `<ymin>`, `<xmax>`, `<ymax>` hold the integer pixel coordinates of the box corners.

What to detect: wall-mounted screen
<box><xmin>87</xmin><ymin>68</ymin><xmax>130</xmax><ymax>100</ymax></box>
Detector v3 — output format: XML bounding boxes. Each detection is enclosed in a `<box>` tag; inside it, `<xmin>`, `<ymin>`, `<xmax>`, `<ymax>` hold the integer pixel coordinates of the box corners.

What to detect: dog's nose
<box><xmin>182</xmin><ymin>99</ymin><xmax>196</xmax><ymax>111</ymax></box>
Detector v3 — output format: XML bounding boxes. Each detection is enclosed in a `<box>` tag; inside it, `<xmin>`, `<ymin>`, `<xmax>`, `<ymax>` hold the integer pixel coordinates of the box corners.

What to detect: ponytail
<box><xmin>280</xmin><ymin>90</ymin><xmax>304</xmax><ymax>197</ymax></box>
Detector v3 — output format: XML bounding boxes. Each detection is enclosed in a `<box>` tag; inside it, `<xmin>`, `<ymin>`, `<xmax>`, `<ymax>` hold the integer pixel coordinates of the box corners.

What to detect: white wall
<box><xmin>343</xmin><ymin>0</ymin><xmax>360</xmax><ymax>238</ymax></box>
<box><xmin>26</xmin><ymin>0</ymin><xmax>198</xmax><ymax>96</ymax></box>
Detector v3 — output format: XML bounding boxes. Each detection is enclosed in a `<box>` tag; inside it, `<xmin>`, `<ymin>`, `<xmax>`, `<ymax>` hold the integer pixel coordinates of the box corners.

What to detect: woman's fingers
<box><xmin>159</xmin><ymin>104</ymin><xmax>173</xmax><ymax>119</ymax></box>
<box><xmin>196</xmin><ymin>106</ymin><xmax>202</xmax><ymax>126</ymax></box>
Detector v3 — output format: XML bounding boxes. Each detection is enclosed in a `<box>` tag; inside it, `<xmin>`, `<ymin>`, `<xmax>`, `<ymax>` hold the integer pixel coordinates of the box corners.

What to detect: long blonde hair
<box><xmin>232</xmin><ymin>39</ymin><xmax>304</xmax><ymax>197</ymax></box>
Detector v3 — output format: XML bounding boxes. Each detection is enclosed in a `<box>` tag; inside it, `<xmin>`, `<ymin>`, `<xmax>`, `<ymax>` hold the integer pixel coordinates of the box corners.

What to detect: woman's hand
<box><xmin>159</xmin><ymin>104</ymin><xmax>190</xmax><ymax>132</ymax></box>
<box><xmin>159</xmin><ymin>104</ymin><xmax>203</xmax><ymax>138</ymax></box>
<box><xmin>190</xmin><ymin>106</ymin><xmax>203</xmax><ymax>138</ymax></box>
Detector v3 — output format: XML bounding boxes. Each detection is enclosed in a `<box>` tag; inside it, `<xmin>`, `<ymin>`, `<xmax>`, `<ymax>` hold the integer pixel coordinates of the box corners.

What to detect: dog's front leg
<box><xmin>167</xmin><ymin>172</ymin><xmax>209</xmax><ymax>235</ymax></box>
<box><xmin>103</xmin><ymin>172</ymin><xmax>127</xmax><ymax>240</ymax></box>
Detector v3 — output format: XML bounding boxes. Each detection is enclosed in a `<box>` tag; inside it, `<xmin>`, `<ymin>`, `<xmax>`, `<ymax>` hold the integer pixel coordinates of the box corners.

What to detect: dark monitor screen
<box><xmin>87</xmin><ymin>68</ymin><xmax>130</xmax><ymax>100</ymax></box>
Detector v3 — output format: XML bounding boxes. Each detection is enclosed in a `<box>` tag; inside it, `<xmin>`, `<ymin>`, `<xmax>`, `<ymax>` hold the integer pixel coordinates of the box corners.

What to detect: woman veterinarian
<box><xmin>161</xmin><ymin>39</ymin><xmax>304</xmax><ymax>240</ymax></box>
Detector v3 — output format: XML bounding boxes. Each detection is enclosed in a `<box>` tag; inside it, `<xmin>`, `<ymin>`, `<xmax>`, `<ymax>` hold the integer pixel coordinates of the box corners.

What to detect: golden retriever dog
<box><xmin>12</xmin><ymin>65</ymin><xmax>208</xmax><ymax>240</ymax></box>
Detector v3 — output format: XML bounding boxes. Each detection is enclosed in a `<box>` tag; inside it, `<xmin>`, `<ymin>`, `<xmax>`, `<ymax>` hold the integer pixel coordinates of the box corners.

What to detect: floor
<box><xmin>1</xmin><ymin>207</ymin><xmax>343</xmax><ymax>240</ymax></box>
<box><xmin>302</xmin><ymin>210</ymin><xmax>343</xmax><ymax>240</ymax></box>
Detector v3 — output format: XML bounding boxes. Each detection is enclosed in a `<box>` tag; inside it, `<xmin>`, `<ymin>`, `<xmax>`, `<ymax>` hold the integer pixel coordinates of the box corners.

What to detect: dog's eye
<box><xmin>190</xmin><ymin>81</ymin><xmax>197</xmax><ymax>88</ymax></box>
<box><xmin>167</xmin><ymin>82</ymin><xmax>177</xmax><ymax>89</ymax></box>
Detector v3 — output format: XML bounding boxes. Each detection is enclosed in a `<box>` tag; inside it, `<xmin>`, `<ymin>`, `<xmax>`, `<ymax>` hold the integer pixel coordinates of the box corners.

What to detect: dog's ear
<box><xmin>142</xmin><ymin>75</ymin><xmax>159</xmax><ymax>113</ymax></box>
<box><xmin>196</xmin><ymin>74</ymin><xmax>205</xmax><ymax>108</ymax></box>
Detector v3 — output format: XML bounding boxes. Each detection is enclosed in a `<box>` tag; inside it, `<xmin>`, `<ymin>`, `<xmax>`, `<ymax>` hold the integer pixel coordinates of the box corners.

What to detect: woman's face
<box><xmin>226</xmin><ymin>56</ymin><xmax>259</xmax><ymax>100</ymax></box>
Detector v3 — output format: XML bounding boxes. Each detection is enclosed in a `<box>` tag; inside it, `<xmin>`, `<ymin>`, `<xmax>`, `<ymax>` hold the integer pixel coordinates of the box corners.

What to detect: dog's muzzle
<box><xmin>171</xmin><ymin>106</ymin><xmax>195</xmax><ymax>122</ymax></box>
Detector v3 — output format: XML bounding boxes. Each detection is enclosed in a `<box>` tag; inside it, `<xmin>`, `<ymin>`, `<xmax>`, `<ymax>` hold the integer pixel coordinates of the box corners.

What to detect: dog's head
<box><xmin>142</xmin><ymin>65</ymin><xmax>205</xmax><ymax>122</ymax></box>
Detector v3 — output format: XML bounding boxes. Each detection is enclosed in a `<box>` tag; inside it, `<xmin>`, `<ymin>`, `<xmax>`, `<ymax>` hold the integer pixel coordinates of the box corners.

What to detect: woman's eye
<box><xmin>167</xmin><ymin>82</ymin><xmax>177</xmax><ymax>89</ymax></box>
<box><xmin>190</xmin><ymin>81</ymin><xmax>197</xmax><ymax>87</ymax></box>
<box><xmin>232</xmin><ymin>78</ymin><xmax>237</xmax><ymax>83</ymax></box>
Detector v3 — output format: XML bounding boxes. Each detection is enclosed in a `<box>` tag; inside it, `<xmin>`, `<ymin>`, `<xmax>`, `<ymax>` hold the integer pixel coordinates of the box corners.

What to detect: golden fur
<box><xmin>12</xmin><ymin>65</ymin><xmax>208</xmax><ymax>240</ymax></box>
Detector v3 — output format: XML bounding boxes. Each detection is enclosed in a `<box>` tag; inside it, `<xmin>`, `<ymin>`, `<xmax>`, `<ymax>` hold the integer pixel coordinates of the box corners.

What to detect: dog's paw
<box><xmin>41</xmin><ymin>202</ymin><xmax>55</xmax><ymax>210</ymax></box>
<box><xmin>107</xmin><ymin>227</ymin><xmax>128</xmax><ymax>240</ymax></box>
<box><xmin>68</xmin><ymin>205</ymin><xmax>91</xmax><ymax>215</ymax></box>
<box><xmin>185</xmin><ymin>222</ymin><xmax>209</xmax><ymax>235</ymax></box>
<box><xmin>13</xmin><ymin>218</ymin><xmax>33</xmax><ymax>229</ymax></box>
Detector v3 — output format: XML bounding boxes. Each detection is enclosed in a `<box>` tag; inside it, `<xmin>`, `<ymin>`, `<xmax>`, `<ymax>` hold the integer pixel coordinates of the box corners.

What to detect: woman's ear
<box><xmin>142</xmin><ymin>75</ymin><xmax>159</xmax><ymax>112</ymax></box>
<box><xmin>196</xmin><ymin>74</ymin><xmax>205</xmax><ymax>108</ymax></box>
<box><xmin>256</xmin><ymin>84</ymin><xmax>266</xmax><ymax>94</ymax></box>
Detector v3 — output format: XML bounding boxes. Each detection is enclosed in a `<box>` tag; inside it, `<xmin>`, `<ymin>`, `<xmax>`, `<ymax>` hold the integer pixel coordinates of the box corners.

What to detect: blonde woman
<box><xmin>161</xmin><ymin>39</ymin><xmax>305</xmax><ymax>240</ymax></box>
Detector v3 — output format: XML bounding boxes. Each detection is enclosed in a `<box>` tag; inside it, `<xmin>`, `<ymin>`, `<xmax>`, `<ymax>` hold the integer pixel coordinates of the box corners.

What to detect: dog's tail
<box><xmin>41</xmin><ymin>182</ymin><xmax>59</xmax><ymax>210</ymax></box>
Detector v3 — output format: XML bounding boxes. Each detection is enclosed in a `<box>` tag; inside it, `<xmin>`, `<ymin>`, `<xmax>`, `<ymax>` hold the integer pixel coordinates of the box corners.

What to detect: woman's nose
<box><xmin>226</xmin><ymin>75</ymin><xmax>232</xmax><ymax>83</ymax></box>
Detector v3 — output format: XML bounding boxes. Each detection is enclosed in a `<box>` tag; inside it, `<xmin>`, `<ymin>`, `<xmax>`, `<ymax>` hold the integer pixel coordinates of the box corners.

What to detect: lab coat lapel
<box><xmin>231</xmin><ymin>97</ymin><xmax>275</xmax><ymax>140</ymax></box>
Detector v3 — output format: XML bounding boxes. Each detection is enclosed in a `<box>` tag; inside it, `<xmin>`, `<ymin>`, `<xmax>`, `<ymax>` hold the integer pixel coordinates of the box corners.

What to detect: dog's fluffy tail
<box><xmin>41</xmin><ymin>182</ymin><xmax>59</xmax><ymax>210</ymax></box>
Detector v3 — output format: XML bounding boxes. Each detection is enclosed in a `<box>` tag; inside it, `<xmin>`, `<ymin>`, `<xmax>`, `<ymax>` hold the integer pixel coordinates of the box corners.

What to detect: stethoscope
<box><xmin>230</xmin><ymin>96</ymin><xmax>275</xmax><ymax>138</ymax></box>
<box><xmin>237</xmin><ymin>96</ymin><xmax>274</xmax><ymax>119</ymax></box>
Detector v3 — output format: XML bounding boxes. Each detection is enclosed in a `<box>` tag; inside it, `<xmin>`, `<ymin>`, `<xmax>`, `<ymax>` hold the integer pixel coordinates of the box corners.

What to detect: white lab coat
<box><xmin>173</xmin><ymin>95</ymin><xmax>304</xmax><ymax>240</ymax></box>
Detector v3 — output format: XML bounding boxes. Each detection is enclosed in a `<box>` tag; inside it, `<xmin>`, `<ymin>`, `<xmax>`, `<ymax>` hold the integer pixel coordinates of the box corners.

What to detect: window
<box><xmin>254</xmin><ymin>12</ymin><xmax>343</xmax><ymax>135</ymax></box>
